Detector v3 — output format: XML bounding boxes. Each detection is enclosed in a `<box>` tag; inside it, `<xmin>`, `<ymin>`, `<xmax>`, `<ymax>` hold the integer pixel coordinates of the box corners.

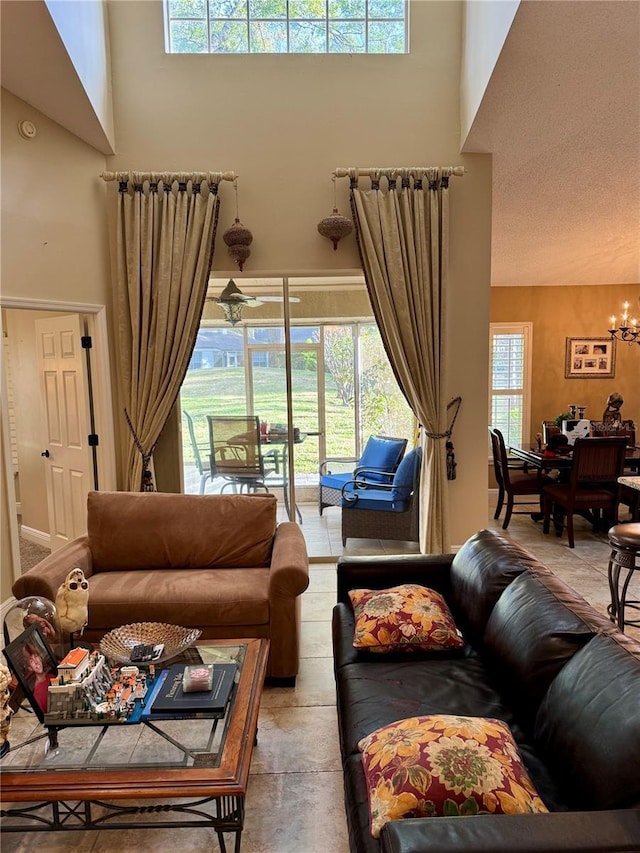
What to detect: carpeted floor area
<box><xmin>19</xmin><ymin>536</ymin><xmax>50</xmax><ymax>572</ymax></box>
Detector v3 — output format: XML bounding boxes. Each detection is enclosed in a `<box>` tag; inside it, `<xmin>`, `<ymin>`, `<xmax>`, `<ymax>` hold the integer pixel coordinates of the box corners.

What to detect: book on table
<box><xmin>142</xmin><ymin>662</ymin><xmax>237</xmax><ymax>719</ymax></box>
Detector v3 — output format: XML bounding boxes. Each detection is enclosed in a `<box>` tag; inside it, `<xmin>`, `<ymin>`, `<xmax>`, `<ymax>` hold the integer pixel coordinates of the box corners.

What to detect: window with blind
<box><xmin>489</xmin><ymin>323</ymin><xmax>532</xmax><ymax>450</ymax></box>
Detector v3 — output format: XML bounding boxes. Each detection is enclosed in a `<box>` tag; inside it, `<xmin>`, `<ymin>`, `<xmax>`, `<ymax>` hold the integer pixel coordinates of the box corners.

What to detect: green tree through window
<box><xmin>165</xmin><ymin>0</ymin><xmax>407</xmax><ymax>53</ymax></box>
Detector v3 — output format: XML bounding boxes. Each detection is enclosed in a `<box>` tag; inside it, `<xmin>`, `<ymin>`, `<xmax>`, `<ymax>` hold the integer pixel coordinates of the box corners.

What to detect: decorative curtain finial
<box><xmin>317</xmin><ymin>176</ymin><xmax>353</xmax><ymax>250</ymax></box>
<box><xmin>223</xmin><ymin>178</ymin><xmax>253</xmax><ymax>271</ymax></box>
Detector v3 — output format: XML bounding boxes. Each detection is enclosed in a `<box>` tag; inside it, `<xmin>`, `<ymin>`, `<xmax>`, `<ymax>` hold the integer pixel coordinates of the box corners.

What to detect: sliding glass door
<box><xmin>180</xmin><ymin>275</ymin><xmax>413</xmax><ymax>518</ymax></box>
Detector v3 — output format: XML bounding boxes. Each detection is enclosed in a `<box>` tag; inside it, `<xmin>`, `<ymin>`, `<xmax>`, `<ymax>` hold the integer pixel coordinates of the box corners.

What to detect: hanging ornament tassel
<box><xmin>317</xmin><ymin>176</ymin><xmax>353</xmax><ymax>250</ymax></box>
<box><xmin>223</xmin><ymin>179</ymin><xmax>253</xmax><ymax>271</ymax></box>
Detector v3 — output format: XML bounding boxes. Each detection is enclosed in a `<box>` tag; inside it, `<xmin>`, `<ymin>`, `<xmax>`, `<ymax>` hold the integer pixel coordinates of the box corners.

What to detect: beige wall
<box><xmin>0</xmin><ymin>89</ymin><xmax>111</xmax><ymax>307</ymax></box>
<box><xmin>491</xmin><ymin>284</ymin><xmax>640</xmax><ymax>447</ymax></box>
<box><xmin>461</xmin><ymin>0</ymin><xmax>520</xmax><ymax>143</ymax></box>
<box><xmin>46</xmin><ymin>0</ymin><xmax>115</xmax><ymax>148</ymax></box>
<box><xmin>106</xmin><ymin>0</ymin><xmax>493</xmax><ymax>546</ymax></box>
<box><xmin>1</xmin><ymin>1</ymin><xmax>493</xmax><ymax>552</ymax></box>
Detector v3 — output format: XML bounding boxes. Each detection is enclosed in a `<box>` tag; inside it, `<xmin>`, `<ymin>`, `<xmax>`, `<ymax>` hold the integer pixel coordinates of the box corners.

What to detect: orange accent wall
<box><xmin>491</xmin><ymin>284</ymin><xmax>640</xmax><ymax>450</ymax></box>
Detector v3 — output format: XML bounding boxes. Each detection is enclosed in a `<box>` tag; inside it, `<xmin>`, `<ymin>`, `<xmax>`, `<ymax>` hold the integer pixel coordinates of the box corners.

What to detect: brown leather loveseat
<box><xmin>13</xmin><ymin>491</ymin><xmax>309</xmax><ymax>683</ymax></box>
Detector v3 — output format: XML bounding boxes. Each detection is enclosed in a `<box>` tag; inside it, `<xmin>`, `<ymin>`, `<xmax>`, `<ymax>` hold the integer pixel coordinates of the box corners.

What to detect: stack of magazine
<box><xmin>141</xmin><ymin>662</ymin><xmax>237</xmax><ymax>720</ymax></box>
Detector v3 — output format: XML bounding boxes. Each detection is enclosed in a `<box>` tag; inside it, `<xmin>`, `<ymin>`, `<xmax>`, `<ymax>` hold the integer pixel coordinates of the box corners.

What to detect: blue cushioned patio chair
<box><xmin>318</xmin><ymin>435</ymin><xmax>407</xmax><ymax>515</ymax></box>
<box><xmin>341</xmin><ymin>446</ymin><xmax>422</xmax><ymax>546</ymax></box>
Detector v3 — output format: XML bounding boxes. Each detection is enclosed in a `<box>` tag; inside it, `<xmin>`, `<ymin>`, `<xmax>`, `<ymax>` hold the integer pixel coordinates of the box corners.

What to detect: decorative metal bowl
<box><xmin>100</xmin><ymin>622</ymin><xmax>202</xmax><ymax>666</ymax></box>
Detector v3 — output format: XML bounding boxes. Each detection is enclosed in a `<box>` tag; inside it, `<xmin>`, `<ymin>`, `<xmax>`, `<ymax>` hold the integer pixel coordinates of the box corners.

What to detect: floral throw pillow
<box><xmin>359</xmin><ymin>715</ymin><xmax>548</xmax><ymax>839</ymax></box>
<box><xmin>348</xmin><ymin>584</ymin><xmax>464</xmax><ymax>653</ymax></box>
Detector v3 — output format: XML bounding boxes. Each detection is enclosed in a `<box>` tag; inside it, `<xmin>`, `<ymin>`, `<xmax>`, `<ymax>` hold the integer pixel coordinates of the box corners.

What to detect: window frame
<box><xmin>163</xmin><ymin>0</ymin><xmax>408</xmax><ymax>55</ymax></box>
<box><xmin>489</xmin><ymin>322</ymin><xmax>532</xmax><ymax>451</ymax></box>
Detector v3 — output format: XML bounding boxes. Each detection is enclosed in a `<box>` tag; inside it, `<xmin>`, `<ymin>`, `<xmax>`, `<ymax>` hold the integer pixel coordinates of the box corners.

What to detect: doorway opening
<box><xmin>179</xmin><ymin>275</ymin><xmax>414</xmax><ymax>555</ymax></box>
<box><xmin>1</xmin><ymin>298</ymin><xmax>116</xmax><ymax>586</ymax></box>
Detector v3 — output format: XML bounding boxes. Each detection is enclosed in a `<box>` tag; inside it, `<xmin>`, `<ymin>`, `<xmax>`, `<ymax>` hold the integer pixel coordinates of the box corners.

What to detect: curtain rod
<box><xmin>333</xmin><ymin>166</ymin><xmax>465</xmax><ymax>178</ymax></box>
<box><xmin>100</xmin><ymin>171</ymin><xmax>237</xmax><ymax>183</ymax></box>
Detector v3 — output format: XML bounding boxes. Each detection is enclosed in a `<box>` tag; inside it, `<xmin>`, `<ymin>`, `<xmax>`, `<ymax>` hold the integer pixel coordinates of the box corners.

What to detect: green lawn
<box><xmin>181</xmin><ymin>366</ymin><xmax>356</xmax><ymax>474</ymax></box>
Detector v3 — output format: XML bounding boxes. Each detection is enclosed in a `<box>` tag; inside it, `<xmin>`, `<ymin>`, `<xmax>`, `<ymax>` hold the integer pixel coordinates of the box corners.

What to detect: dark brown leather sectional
<box><xmin>333</xmin><ymin>529</ymin><xmax>640</xmax><ymax>852</ymax></box>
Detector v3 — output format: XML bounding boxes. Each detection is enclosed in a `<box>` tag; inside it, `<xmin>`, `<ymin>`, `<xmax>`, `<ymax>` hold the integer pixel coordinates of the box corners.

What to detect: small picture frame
<box><xmin>565</xmin><ymin>337</ymin><xmax>616</xmax><ymax>378</ymax></box>
<box><xmin>3</xmin><ymin>623</ymin><xmax>58</xmax><ymax>722</ymax></box>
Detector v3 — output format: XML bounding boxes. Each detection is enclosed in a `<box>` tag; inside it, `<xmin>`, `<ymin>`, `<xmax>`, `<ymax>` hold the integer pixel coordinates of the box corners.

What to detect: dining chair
<box><xmin>207</xmin><ymin>415</ymin><xmax>276</xmax><ymax>495</ymax></box>
<box><xmin>542</xmin><ymin>437</ymin><xmax>627</xmax><ymax>548</ymax></box>
<box><xmin>318</xmin><ymin>434</ymin><xmax>407</xmax><ymax>515</ymax></box>
<box><xmin>489</xmin><ymin>428</ymin><xmax>543</xmax><ymax>529</ymax></box>
<box><xmin>590</xmin><ymin>419</ymin><xmax>636</xmax><ymax>448</ymax></box>
<box><xmin>488</xmin><ymin>427</ymin><xmax>530</xmax><ymax>521</ymax></box>
<box><xmin>183</xmin><ymin>411</ymin><xmax>212</xmax><ymax>494</ymax></box>
<box><xmin>542</xmin><ymin>420</ymin><xmax>562</xmax><ymax>445</ymax></box>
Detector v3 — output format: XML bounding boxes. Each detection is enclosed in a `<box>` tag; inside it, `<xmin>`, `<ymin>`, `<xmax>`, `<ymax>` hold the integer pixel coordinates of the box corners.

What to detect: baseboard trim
<box><xmin>20</xmin><ymin>525</ymin><xmax>51</xmax><ymax>550</ymax></box>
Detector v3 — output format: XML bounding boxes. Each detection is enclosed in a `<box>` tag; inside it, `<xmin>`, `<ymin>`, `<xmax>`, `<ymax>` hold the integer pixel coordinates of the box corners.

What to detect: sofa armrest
<box><xmin>269</xmin><ymin>522</ymin><xmax>309</xmax><ymax>599</ymax></box>
<box><xmin>337</xmin><ymin>553</ymin><xmax>455</xmax><ymax>604</ymax></box>
<box><xmin>380</xmin><ymin>811</ymin><xmax>640</xmax><ymax>853</ymax></box>
<box><xmin>12</xmin><ymin>536</ymin><xmax>93</xmax><ymax>602</ymax></box>
<box><xmin>266</xmin><ymin>522</ymin><xmax>309</xmax><ymax>680</ymax></box>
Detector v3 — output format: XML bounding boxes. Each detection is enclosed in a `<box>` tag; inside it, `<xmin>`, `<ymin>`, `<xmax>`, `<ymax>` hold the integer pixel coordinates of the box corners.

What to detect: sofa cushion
<box><xmin>534</xmin><ymin>633</ymin><xmax>640</xmax><ymax>810</ymax></box>
<box><xmin>87</xmin><ymin>568</ymin><xmax>270</xmax><ymax>630</ymax></box>
<box><xmin>483</xmin><ymin>572</ymin><xmax>595</xmax><ymax>725</ymax></box>
<box><xmin>448</xmin><ymin>529</ymin><xmax>541</xmax><ymax>645</ymax></box>
<box><xmin>348</xmin><ymin>585</ymin><xmax>463</xmax><ymax>653</ymax></box>
<box><xmin>88</xmin><ymin>491</ymin><xmax>277</xmax><ymax>571</ymax></box>
<box><xmin>359</xmin><ymin>715</ymin><xmax>548</xmax><ymax>838</ymax></box>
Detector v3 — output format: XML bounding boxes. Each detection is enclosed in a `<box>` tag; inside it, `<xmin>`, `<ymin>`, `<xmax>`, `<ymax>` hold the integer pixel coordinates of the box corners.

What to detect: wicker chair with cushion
<box><xmin>318</xmin><ymin>435</ymin><xmax>407</xmax><ymax>515</ymax></box>
<box><xmin>341</xmin><ymin>446</ymin><xmax>422</xmax><ymax>546</ymax></box>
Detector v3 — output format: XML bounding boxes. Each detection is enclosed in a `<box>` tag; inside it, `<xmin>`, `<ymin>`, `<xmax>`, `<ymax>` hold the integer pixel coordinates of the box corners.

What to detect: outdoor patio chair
<box><xmin>318</xmin><ymin>434</ymin><xmax>407</xmax><ymax>515</ymax></box>
<box><xmin>341</xmin><ymin>446</ymin><xmax>422</xmax><ymax>546</ymax></box>
<box><xmin>183</xmin><ymin>410</ymin><xmax>212</xmax><ymax>494</ymax></box>
<box><xmin>207</xmin><ymin>415</ymin><xmax>277</xmax><ymax>495</ymax></box>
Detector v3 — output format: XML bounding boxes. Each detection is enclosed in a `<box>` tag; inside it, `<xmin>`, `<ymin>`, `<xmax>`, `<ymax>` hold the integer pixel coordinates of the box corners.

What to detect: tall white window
<box><xmin>489</xmin><ymin>323</ymin><xmax>532</xmax><ymax>449</ymax></box>
<box><xmin>164</xmin><ymin>0</ymin><xmax>407</xmax><ymax>54</ymax></box>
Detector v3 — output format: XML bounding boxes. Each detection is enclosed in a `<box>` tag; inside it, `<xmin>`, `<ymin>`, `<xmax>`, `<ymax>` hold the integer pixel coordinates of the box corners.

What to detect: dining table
<box><xmin>508</xmin><ymin>444</ymin><xmax>640</xmax><ymax>474</ymax></box>
<box><xmin>507</xmin><ymin>443</ymin><xmax>640</xmax><ymax>529</ymax></box>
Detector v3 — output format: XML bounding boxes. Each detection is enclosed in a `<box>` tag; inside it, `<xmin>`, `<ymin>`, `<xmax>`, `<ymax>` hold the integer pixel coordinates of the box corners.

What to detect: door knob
<box><xmin>41</xmin><ymin>449</ymin><xmax>50</xmax><ymax>458</ymax></box>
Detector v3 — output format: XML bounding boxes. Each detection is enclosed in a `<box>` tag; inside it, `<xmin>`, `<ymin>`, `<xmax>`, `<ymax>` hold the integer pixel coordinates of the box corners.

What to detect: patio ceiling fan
<box><xmin>207</xmin><ymin>279</ymin><xmax>299</xmax><ymax>326</ymax></box>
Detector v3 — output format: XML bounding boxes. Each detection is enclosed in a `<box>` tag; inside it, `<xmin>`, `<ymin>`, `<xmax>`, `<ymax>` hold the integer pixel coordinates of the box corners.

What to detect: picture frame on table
<box><xmin>565</xmin><ymin>337</ymin><xmax>616</xmax><ymax>378</ymax></box>
<box><xmin>3</xmin><ymin>623</ymin><xmax>58</xmax><ymax>723</ymax></box>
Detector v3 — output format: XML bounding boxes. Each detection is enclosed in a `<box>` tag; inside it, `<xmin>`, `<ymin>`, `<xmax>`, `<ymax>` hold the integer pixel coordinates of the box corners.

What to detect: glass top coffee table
<box><xmin>1</xmin><ymin>638</ymin><xmax>269</xmax><ymax>853</ymax></box>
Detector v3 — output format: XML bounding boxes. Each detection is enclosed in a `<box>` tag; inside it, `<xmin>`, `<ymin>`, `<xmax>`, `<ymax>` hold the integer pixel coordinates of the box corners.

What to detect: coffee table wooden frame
<box><xmin>1</xmin><ymin>638</ymin><xmax>269</xmax><ymax>853</ymax></box>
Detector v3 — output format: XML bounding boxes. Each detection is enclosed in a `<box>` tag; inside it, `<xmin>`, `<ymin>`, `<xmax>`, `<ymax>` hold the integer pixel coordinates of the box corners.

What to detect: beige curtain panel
<box><xmin>110</xmin><ymin>172</ymin><xmax>222</xmax><ymax>490</ymax></box>
<box><xmin>348</xmin><ymin>167</ymin><xmax>458</xmax><ymax>553</ymax></box>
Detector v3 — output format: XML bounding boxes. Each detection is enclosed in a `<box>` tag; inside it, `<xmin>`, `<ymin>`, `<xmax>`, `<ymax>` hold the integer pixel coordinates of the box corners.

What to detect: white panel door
<box><xmin>36</xmin><ymin>314</ymin><xmax>93</xmax><ymax>551</ymax></box>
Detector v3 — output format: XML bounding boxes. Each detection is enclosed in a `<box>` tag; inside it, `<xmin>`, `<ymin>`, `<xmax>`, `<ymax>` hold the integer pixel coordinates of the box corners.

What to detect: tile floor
<box><xmin>3</xmin><ymin>501</ymin><xmax>638</xmax><ymax>852</ymax></box>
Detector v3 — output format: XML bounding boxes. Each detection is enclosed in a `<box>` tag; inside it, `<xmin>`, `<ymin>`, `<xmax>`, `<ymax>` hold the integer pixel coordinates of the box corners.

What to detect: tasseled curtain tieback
<box><xmin>423</xmin><ymin>396</ymin><xmax>462</xmax><ymax>440</ymax></box>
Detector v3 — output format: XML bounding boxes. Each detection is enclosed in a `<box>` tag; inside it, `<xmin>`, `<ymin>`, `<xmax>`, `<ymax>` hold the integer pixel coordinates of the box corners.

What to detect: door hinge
<box><xmin>81</xmin><ymin>336</ymin><xmax>92</xmax><ymax>349</ymax></box>
<box><xmin>88</xmin><ymin>434</ymin><xmax>99</xmax><ymax>447</ymax></box>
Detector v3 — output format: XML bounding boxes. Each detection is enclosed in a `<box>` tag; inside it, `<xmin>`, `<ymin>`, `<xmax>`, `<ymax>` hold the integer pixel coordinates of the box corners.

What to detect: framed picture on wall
<box><xmin>565</xmin><ymin>337</ymin><xmax>616</xmax><ymax>379</ymax></box>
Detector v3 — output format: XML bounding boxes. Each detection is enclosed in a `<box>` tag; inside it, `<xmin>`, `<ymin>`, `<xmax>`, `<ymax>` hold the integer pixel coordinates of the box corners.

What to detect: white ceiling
<box><xmin>464</xmin><ymin>0</ymin><xmax>640</xmax><ymax>287</ymax></box>
<box><xmin>2</xmin><ymin>0</ymin><xmax>639</xmax><ymax>288</ymax></box>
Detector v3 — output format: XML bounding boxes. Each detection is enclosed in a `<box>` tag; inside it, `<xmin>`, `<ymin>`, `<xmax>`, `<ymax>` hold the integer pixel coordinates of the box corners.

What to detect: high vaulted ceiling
<box><xmin>2</xmin><ymin>0</ymin><xmax>639</xmax><ymax>288</ymax></box>
<box><xmin>463</xmin><ymin>0</ymin><xmax>640</xmax><ymax>287</ymax></box>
